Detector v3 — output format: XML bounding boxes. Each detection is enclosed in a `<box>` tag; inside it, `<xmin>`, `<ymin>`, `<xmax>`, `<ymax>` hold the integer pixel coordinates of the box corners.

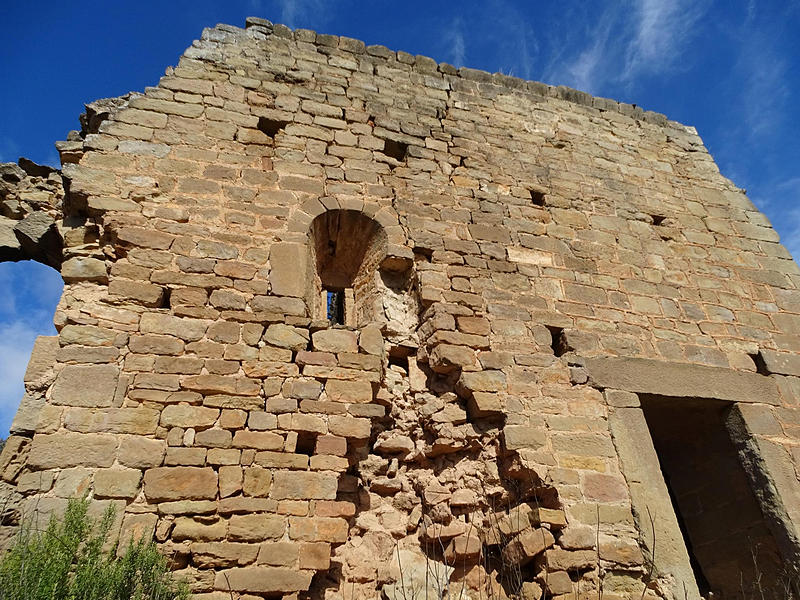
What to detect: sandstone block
<box><xmin>61</xmin><ymin>257</ymin><xmax>107</xmax><ymax>283</ymax></box>
<box><xmin>218</xmin><ymin>465</ymin><xmax>242</xmax><ymax>498</ymax></box>
<box><xmin>183</xmin><ymin>374</ymin><xmax>261</xmax><ymax>396</ymax></box>
<box><xmin>503</xmin><ymin>425</ymin><xmax>546</xmax><ymax>451</ymax></box>
<box><xmin>51</xmin><ymin>364</ymin><xmax>119</xmax><ymax>407</ymax></box>
<box><xmin>502</xmin><ymin>527</ymin><xmax>555</xmax><ymax>565</ymax></box>
<box><xmin>263</xmin><ymin>324</ymin><xmax>309</xmax><ymax>350</ymax></box>
<box><xmin>582</xmin><ymin>473</ymin><xmax>629</xmax><ymax>503</ymax></box>
<box><xmin>358</xmin><ymin>325</ymin><xmax>384</xmax><ymax>355</ymax></box>
<box><xmin>430</xmin><ymin>344</ymin><xmax>477</xmax><ymax>372</ymax></box>
<box><xmin>271</xmin><ymin>471</ymin><xmax>338</xmax><ymax>500</ymax></box>
<box><xmin>288</xmin><ymin>516</ymin><xmax>348</xmax><ymax>543</ymax></box>
<box><xmin>94</xmin><ymin>468</ymin><xmax>142</xmax><ymax>499</ymax></box>
<box><xmin>128</xmin><ymin>334</ymin><xmax>184</xmax><ymax>355</ymax></box>
<box><xmin>444</xmin><ymin>531</ymin><xmax>481</xmax><ymax>561</ymax></box>
<box><xmin>119</xmin><ymin>512</ymin><xmax>157</xmax><ymax>544</ymax></box>
<box><xmin>544</xmin><ymin>548</ymin><xmax>595</xmax><ymax>571</ymax></box>
<box><xmin>299</xmin><ymin>541</ymin><xmax>331</xmax><ymax>569</ymax></box>
<box><xmin>59</xmin><ymin>324</ymin><xmax>117</xmax><ymax>346</ymax></box>
<box><xmin>228</xmin><ymin>514</ymin><xmax>285</xmax><ymax>542</ymax></box>
<box><xmin>161</xmin><ymin>404</ymin><xmax>220</xmax><ymax>428</ymax></box>
<box><xmin>324</xmin><ymin>379</ymin><xmax>373</xmax><ymax>403</ymax></box>
<box><xmin>243</xmin><ymin>466</ymin><xmax>272</xmax><ymax>497</ymax></box>
<box><xmin>195</xmin><ymin>428</ymin><xmax>233</xmax><ymax>448</ymax></box>
<box><xmin>10</xmin><ymin>393</ymin><xmax>45</xmax><ymax>435</ymax></box>
<box><xmin>143</xmin><ymin>467</ymin><xmax>218</xmax><ymax>502</ymax></box>
<box><xmin>140</xmin><ymin>313</ymin><xmax>210</xmax><ymax>342</ymax></box>
<box><xmin>64</xmin><ymin>407</ymin><xmax>159</xmax><ymax>435</ymax></box>
<box><xmin>214</xmin><ymin>567</ymin><xmax>312</xmax><ymax>594</ymax></box>
<box><xmin>328</xmin><ymin>415</ymin><xmax>371</xmax><ymax>439</ymax></box>
<box><xmin>467</xmin><ymin>392</ymin><xmax>504</xmax><ymax>418</ymax></box>
<box><xmin>28</xmin><ymin>432</ymin><xmax>118</xmax><ymax>469</ymax></box>
<box><xmin>233</xmin><ymin>430</ymin><xmax>284</xmax><ymax>450</ymax></box>
<box><xmin>118</xmin><ymin>436</ymin><xmax>166</xmax><ymax>468</ymax></box>
<box><xmin>257</xmin><ymin>541</ymin><xmax>300</xmax><ymax>566</ymax></box>
<box><xmin>172</xmin><ymin>517</ymin><xmax>226</xmax><ymax>542</ymax></box>
<box><xmin>312</xmin><ymin>329</ymin><xmax>358</xmax><ymax>353</ymax></box>
<box><xmin>192</xmin><ymin>542</ymin><xmax>259</xmax><ymax>568</ymax></box>
<box><xmin>269</xmin><ymin>243</ymin><xmax>307</xmax><ymax>298</ymax></box>
<box><xmin>457</xmin><ymin>370</ymin><xmax>506</xmax><ymax>393</ymax></box>
<box><xmin>23</xmin><ymin>336</ymin><xmax>58</xmax><ymax>384</ymax></box>
<box><xmin>315</xmin><ymin>435</ymin><xmax>348</xmax><ymax>456</ymax></box>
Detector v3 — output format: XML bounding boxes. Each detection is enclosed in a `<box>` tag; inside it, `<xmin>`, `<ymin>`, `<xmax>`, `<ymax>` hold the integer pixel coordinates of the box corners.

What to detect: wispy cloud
<box><xmin>277</xmin><ymin>0</ymin><xmax>330</xmax><ymax>28</ymax></box>
<box><xmin>483</xmin><ymin>0</ymin><xmax>538</xmax><ymax>80</ymax></box>
<box><xmin>443</xmin><ymin>17</ymin><xmax>466</xmax><ymax>68</ymax></box>
<box><xmin>734</xmin><ymin>35</ymin><xmax>789</xmax><ymax>140</ymax></box>
<box><xmin>543</xmin><ymin>0</ymin><xmax>708</xmax><ymax>95</ymax></box>
<box><xmin>622</xmin><ymin>0</ymin><xmax>707</xmax><ymax>82</ymax></box>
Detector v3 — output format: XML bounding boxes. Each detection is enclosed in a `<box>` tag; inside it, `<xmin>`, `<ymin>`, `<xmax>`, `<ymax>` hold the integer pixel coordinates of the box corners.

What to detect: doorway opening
<box><xmin>640</xmin><ymin>396</ymin><xmax>784</xmax><ymax>598</ymax></box>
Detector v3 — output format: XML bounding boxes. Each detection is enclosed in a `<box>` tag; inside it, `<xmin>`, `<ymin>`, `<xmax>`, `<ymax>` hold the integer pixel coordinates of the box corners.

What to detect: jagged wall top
<box><xmin>195</xmin><ymin>17</ymin><xmax>693</xmax><ymax>134</ymax></box>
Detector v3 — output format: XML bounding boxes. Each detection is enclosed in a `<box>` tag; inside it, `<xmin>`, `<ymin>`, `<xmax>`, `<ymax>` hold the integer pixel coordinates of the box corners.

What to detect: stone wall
<box><xmin>1</xmin><ymin>16</ymin><xmax>800</xmax><ymax>600</ymax></box>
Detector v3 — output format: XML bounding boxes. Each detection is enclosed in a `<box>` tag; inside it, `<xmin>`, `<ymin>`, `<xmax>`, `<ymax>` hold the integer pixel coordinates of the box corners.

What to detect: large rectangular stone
<box><xmin>50</xmin><ymin>364</ymin><xmax>120</xmax><ymax>407</ymax></box>
<box><xmin>27</xmin><ymin>432</ymin><xmax>118</xmax><ymax>468</ymax></box>
<box><xmin>584</xmin><ymin>357</ymin><xmax>780</xmax><ymax>405</ymax></box>
<box><xmin>143</xmin><ymin>467</ymin><xmax>218</xmax><ymax>502</ymax></box>
<box><xmin>214</xmin><ymin>567</ymin><xmax>312</xmax><ymax>593</ymax></box>
<box><xmin>269</xmin><ymin>243</ymin><xmax>308</xmax><ymax>298</ymax></box>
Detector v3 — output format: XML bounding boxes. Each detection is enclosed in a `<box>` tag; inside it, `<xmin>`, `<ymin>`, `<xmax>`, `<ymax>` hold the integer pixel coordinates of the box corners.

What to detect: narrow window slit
<box><xmin>546</xmin><ymin>326</ymin><xmax>568</xmax><ymax>357</ymax></box>
<box><xmin>326</xmin><ymin>289</ymin><xmax>345</xmax><ymax>325</ymax></box>
<box><xmin>257</xmin><ymin>117</ymin><xmax>289</xmax><ymax>138</ymax></box>
<box><xmin>651</xmin><ymin>214</ymin><xmax>666</xmax><ymax>226</ymax></box>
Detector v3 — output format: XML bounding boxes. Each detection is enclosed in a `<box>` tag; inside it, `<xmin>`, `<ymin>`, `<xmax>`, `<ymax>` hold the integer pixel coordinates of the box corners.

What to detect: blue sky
<box><xmin>0</xmin><ymin>0</ymin><xmax>798</xmax><ymax>434</ymax></box>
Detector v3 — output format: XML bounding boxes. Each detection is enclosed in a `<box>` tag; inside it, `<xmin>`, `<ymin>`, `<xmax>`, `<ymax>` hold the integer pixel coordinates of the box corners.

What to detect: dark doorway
<box><xmin>640</xmin><ymin>396</ymin><xmax>785</xmax><ymax>598</ymax></box>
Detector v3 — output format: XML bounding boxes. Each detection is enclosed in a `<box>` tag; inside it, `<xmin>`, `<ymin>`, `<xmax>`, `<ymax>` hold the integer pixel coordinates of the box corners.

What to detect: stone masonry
<box><xmin>2</xmin><ymin>16</ymin><xmax>800</xmax><ymax>600</ymax></box>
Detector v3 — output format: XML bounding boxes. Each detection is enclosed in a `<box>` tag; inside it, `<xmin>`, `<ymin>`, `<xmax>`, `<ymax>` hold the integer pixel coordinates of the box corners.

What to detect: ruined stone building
<box><xmin>2</xmin><ymin>17</ymin><xmax>800</xmax><ymax>600</ymax></box>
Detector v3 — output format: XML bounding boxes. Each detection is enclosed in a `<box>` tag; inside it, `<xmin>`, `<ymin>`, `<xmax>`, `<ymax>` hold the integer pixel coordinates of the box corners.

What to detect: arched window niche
<box><xmin>308</xmin><ymin>209</ymin><xmax>388</xmax><ymax>327</ymax></box>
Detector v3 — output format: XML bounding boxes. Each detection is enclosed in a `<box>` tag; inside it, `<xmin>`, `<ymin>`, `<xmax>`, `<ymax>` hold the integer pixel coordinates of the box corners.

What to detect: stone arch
<box><xmin>308</xmin><ymin>209</ymin><xmax>387</xmax><ymax>326</ymax></box>
<box><xmin>288</xmin><ymin>200</ymin><xmax>414</xmax><ymax>326</ymax></box>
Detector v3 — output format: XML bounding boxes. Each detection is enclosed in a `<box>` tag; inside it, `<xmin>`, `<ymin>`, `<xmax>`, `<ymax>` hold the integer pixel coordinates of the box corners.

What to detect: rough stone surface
<box><xmin>0</xmin><ymin>17</ymin><xmax>799</xmax><ymax>600</ymax></box>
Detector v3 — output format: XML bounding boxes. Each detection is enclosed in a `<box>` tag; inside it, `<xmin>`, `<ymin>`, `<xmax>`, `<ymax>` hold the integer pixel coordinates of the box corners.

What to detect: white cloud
<box><xmin>622</xmin><ymin>0</ymin><xmax>707</xmax><ymax>82</ymax></box>
<box><xmin>276</xmin><ymin>0</ymin><xmax>330</xmax><ymax>28</ymax></box>
<box><xmin>543</xmin><ymin>0</ymin><xmax>707</xmax><ymax>95</ymax></box>
<box><xmin>736</xmin><ymin>41</ymin><xmax>789</xmax><ymax>140</ymax></box>
<box><xmin>443</xmin><ymin>17</ymin><xmax>466</xmax><ymax>68</ymax></box>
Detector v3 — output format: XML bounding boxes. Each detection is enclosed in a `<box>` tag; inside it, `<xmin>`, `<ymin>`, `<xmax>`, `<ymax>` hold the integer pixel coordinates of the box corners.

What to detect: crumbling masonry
<box><xmin>1</xmin><ymin>17</ymin><xmax>800</xmax><ymax>600</ymax></box>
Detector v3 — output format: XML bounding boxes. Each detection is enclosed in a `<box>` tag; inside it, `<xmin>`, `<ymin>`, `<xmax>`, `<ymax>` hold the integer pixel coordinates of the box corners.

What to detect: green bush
<box><xmin>0</xmin><ymin>497</ymin><xmax>189</xmax><ymax>600</ymax></box>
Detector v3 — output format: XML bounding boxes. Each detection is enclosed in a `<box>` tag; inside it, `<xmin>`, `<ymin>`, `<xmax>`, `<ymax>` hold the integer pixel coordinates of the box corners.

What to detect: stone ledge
<box><xmin>584</xmin><ymin>357</ymin><xmax>780</xmax><ymax>405</ymax></box>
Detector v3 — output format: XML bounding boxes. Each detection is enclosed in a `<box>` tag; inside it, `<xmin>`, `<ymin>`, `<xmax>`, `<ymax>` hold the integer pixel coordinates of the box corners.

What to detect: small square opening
<box><xmin>381</xmin><ymin>139</ymin><xmax>408</xmax><ymax>162</ymax></box>
<box><xmin>257</xmin><ymin>117</ymin><xmax>289</xmax><ymax>138</ymax></box>
<box><xmin>530</xmin><ymin>189</ymin><xmax>546</xmax><ymax>206</ymax></box>
<box><xmin>651</xmin><ymin>214</ymin><xmax>666</xmax><ymax>226</ymax></box>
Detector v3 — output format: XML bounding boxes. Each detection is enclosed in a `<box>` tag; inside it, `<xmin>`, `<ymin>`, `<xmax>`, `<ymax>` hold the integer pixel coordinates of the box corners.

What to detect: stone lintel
<box><xmin>584</xmin><ymin>357</ymin><xmax>780</xmax><ymax>405</ymax></box>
